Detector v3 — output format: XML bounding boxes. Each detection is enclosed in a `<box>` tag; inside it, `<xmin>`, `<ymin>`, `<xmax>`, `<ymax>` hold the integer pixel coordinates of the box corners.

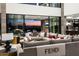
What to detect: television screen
<box><xmin>25</xmin><ymin>20</ymin><xmax>41</xmax><ymax>26</ymax></box>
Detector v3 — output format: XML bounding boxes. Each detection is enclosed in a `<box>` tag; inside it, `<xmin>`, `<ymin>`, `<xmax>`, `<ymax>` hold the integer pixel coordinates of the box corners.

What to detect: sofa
<box><xmin>22</xmin><ymin>33</ymin><xmax>72</xmax><ymax>47</ymax></box>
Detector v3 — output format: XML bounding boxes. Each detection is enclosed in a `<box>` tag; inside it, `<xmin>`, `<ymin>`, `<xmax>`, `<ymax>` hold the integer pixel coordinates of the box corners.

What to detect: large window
<box><xmin>38</xmin><ymin>3</ymin><xmax>61</xmax><ymax>8</ymax></box>
<box><xmin>50</xmin><ymin>17</ymin><xmax>61</xmax><ymax>33</ymax></box>
<box><xmin>49</xmin><ymin>3</ymin><xmax>61</xmax><ymax>8</ymax></box>
<box><xmin>7</xmin><ymin>14</ymin><xmax>24</xmax><ymax>33</ymax></box>
<box><xmin>7</xmin><ymin>14</ymin><xmax>61</xmax><ymax>34</ymax></box>
<box><xmin>7</xmin><ymin>14</ymin><xmax>49</xmax><ymax>33</ymax></box>
<box><xmin>21</xmin><ymin>3</ymin><xmax>61</xmax><ymax>8</ymax></box>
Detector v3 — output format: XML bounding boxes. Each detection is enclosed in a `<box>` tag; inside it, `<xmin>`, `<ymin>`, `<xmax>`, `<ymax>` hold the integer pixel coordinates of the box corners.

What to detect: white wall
<box><xmin>0</xmin><ymin>4</ymin><xmax>1</xmax><ymax>13</ymax></box>
<box><xmin>6</xmin><ymin>3</ymin><xmax>61</xmax><ymax>16</ymax></box>
<box><xmin>64</xmin><ymin>3</ymin><xmax>79</xmax><ymax>16</ymax></box>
